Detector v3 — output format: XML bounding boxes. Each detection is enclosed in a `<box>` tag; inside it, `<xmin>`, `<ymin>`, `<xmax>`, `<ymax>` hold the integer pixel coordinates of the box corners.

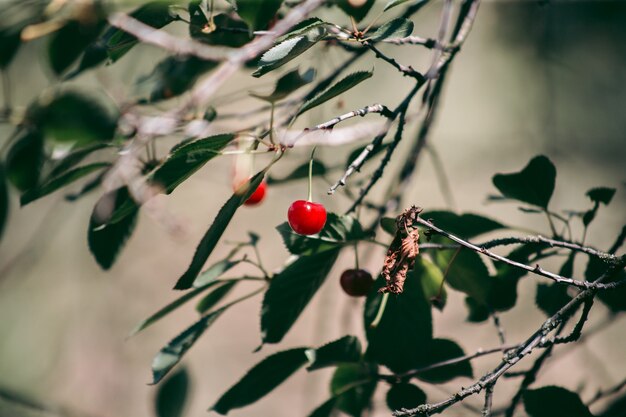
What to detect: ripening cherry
<box><xmin>243</xmin><ymin>180</ymin><xmax>267</xmax><ymax>206</ymax></box>
<box><xmin>288</xmin><ymin>200</ymin><xmax>326</xmax><ymax>235</ymax></box>
<box><xmin>340</xmin><ymin>269</ymin><xmax>374</xmax><ymax>297</ymax></box>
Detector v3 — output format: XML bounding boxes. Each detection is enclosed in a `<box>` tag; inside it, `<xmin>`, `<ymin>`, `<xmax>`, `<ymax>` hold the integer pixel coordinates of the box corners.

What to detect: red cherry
<box><xmin>243</xmin><ymin>180</ymin><xmax>267</xmax><ymax>206</ymax></box>
<box><xmin>340</xmin><ymin>269</ymin><xmax>374</xmax><ymax>297</ymax></box>
<box><xmin>287</xmin><ymin>200</ymin><xmax>327</xmax><ymax>235</ymax></box>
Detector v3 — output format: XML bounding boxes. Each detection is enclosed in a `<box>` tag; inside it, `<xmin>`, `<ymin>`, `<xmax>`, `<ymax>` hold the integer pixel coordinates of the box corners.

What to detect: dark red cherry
<box><xmin>287</xmin><ymin>200</ymin><xmax>326</xmax><ymax>235</ymax></box>
<box><xmin>340</xmin><ymin>269</ymin><xmax>374</xmax><ymax>297</ymax></box>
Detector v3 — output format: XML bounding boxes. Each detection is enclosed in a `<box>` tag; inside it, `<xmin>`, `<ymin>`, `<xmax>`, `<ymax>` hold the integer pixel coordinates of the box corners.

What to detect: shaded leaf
<box><xmin>386</xmin><ymin>383</ymin><xmax>426</xmax><ymax>411</ymax></box>
<box><xmin>277</xmin><ymin>213</ymin><xmax>368</xmax><ymax>255</ymax></box>
<box><xmin>5</xmin><ymin>129</ymin><xmax>44</xmax><ymax>191</ymax></box>
<box><xmin>492</xmin><ymin>155</ymin><xmax>556</xmax><ymax>209</ymax></box>
<box><xmin>586</xmin><ymin>255</ymin><xmax>626</xmax><ymax>312</ymax></box>
<box><xmin>421</xmin><ymin>210</ymin><xmax>504</xmax><ymax>238</ymax></box>
<box><xmin>488</xmin><ymin>244</ymin><xmax>539</xmax><ymax>311</ymax></box>
<box><xmin>331</xmin><ymin>363</ymin><xmax>378</xmax><ymax>417</ymax></box>
<box><xmin>88</xmin><ymin>188</ymin><xmax>138</xmax><ymax>270</ymax></box>
<box><xmin>380</xmin><ymin>217</ymin><xmax>396</xmax><ymax>236</ymax></box>
<box><xmin>173</xmin><ymin>170</ymin><xmax>266</xmax><ymax>289</ymax></box>
<box><xmin>189</xmin><ymin>6</ymin><xmax>251</xmax><ymax>47</ymax></box>
<box><xmin>0</xmin><ymin>0</ymin><xmax>49</xmax><ymax>68</ymax></box>
<box><xmin>367</xmin><ymin>18</ymin><xmax>413</xmax><ymax>41</ymax></box>
<box><xmin>334</xmin><ymin>0</ymin><xmax>375</xmax><ymax>22</ymax></box>
<box><xmin>306</xmin><ymin>336</ymin><xmax>362</xmax><ymax>371</ymax></box>
<box><xmin>536</xmin><ymin>283</ymin><xmax>572</xmax><ymax>317</ymax></box>
<box><xmin>152</xmin><ymin>309</ymin><xmax>224</xmax><ymax>384</ymax></box>
<box><xmin>48</xmin><ymin>13</ymin><xmax>106</xmax><ymax>75</ymax></box>
<box><xmin>0</xmin><ymin>165</ymin><xmax>8</xmax><ymax>239</ymax></box>
<box><xmin>306</xmin><ymin>397</ymin><xmax>338</xmax><ymax>417</ymax></box>
<box><xmin>156</xmin><ymin>367</ymin><xmax>189</xmax><ymax>417</ymax></box>
<box><xmin>195</xmin><ymin>281</ymin><xmax>238</xmax><ymax>313</ymax></box>
<box><xmin>586</xmin><ymin>187</ymin><xmax>616</xmax><ymax>206</ymax></box>
<box><xmin>523</xmin><ymin>386</ymin><xmax>593</xmax><ymax>417</ymax></box>
<box><xmin>21</xmin><ymin>162</ymin><xmax>110</xmax><ymax>205</ymax></box>
<box><xmin>364</xmin><ymin>272</ymin><xmax>432</xmax><ymax>373</ymax></box>
<box><xmin>236</xmin><ymin>0</ymin><xmax>283</xmax><ymax>31</ymax></box>
<box><xmin>211</xmin><ymin>348</ymin><xmax>308</xmax><ymax>414</ymax></box>
<box><xmin>193</xmin><ymin>258</ymin><xmax>240</xmax><ymax>287</ymax></box>
<box><xmin>50</xmin><ymin>143</ymin><xmax>110</xmax><ymax>178</ymax></box>
<box><xmin>465</xmin><ymin>296</ymin><xmax>489</xmax><ymax>322</ymax></box>
<box><xmin>415</xmin><ymin>339</ymin><xmax>473</xmax><ymax>384</ymax></box>
<box><xmin>297</xmin><ymin>70</ymin><xmax>373</xmax><ymax>116</ymax></box>
<box><xmin>261</xmin><ymin>249</ymin><xmax>341</xmax><ymax>343</ymax></box>
<box><xmin>253</xmin><ymin>26</ymin><xmax>327</xmax><ymax>77</ymax></box>
<box><xmin>267</xmin><ymin>159</ymin><xmax>326</xmax><ymax>185</ymax></box>
<box><xmin>415</xmin><ymin>257</ymin><xmax>447</xmax><ymax>310</ymax></box>
<box><xmin>433</xmin><ymin>248</ymin><xmax>492</xmax><ymax>306</ymax></box>
<box><xmin>251</xmin><ymin>67</ymin><xmax>315</xmax><ymax>102</ymax></box>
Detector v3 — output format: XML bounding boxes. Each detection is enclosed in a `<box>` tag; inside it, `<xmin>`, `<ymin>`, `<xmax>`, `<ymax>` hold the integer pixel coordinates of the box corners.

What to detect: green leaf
<box><xmin>306</xmin><ymin>397</ymin><xmax>338</xmax><ymax>417</ymax></box>
<box><xmin>380</xmin><ymin>217</ymin><xmax>396</xmax><ymax>236</ymax></box>
<box><xmin>364</xmin><ymin>272</ymin><xmax>432</xmax><ymax>373</ymax></box>
<box><xmin>386</xmin><ymin>383</ymin><xmax>426</xmax><ymax>411</ymax></box>
<box><xmin>88</xmin><ymin>188</ymin><xmax>138</xmax><ymax>270</ymax></box>
<box><xmin>334</xmin><ymin>0</ymin><xmax>375</xmax><ymax>22</ymax></box>
<box><xmin>261</xmin><ymin>249</ymin><xmax>341</xmax><ymax>344</ymax></box>
<box><xmin>421</xmin><ymin>211</ymin><xmax>504</xmax><ymax>238</ymax></box>
<box><xmin>415</xmin><ymin>339</ymin><xmax>473</xmax><ymax>384</ymax></box>
<box><xmin>130</xmin><ymin>259</ymin><xmax>239</xmax><ymax>336</ymax></box>
<box><xmin>189</xmin><ymin>6</ymin><xmax>252</xmax><ymax>47</ymax></box>
<box><xmin>48</xmin><ymin>13</ymin><xmax>106</xmax><ymax>75</ymax></box>
<box><xmin>21</xmin><ymin>163</ymin><xmax>110</xmax><ymax>205</ymax></box>
<box><xmin>586</xmin><ymin>255</ymin><xmax>626</xmax><ymax>312</ymax></box>
<box><xmin>0</xmin><ymin>0</ymin><xmax>49</xmax><ymax>68</ymax></box>
<box><xmin>137</xmin><ymin>55</ymin><xmax>218</xmax><ymax>103</ymax></box>
<box><xmin>69</xmin><ymin>2</ymin><xmax>176</xmax><ymax>77</ymax></box>
<box><xmin>253</xmin><ymin>26</ymin><xmax>327</xmax><ymax>77</ymax></box>
<box><xmin>464</xmin><ymin>297</ymin><xmax>489</xmax><ymax>322</ymax></box>
<box><xmin>367</xmin><ymin>18</ymin><xmax>414</xmax><ymax>41</ymax></box>
<box><xmin>306</xmin><ymin>336</ymin><xmax>362</xmax><ymax>371</ymax></box>
<box><xmin>277</xmin><ymin>17</ymin><xmax>327</xmax><ymax>42</ymax></box>
<box><xmin>195</xmin><ymin>281</ymin><xmax>238</xmax><ymax>313</ymax></box>
<box><xmin>152</xmin><ymin>134</ymin><xmax>235</xmax><ymax>194</ymax></box>
<box><xmin>152</xmin><ymin>309</ymin><xmax>224</xmax><ymax>384</ymax></box>
<box><xmin>277</xmin><ymin>213</ymin><xmax>368</xmax><ymax>255</ymax></box>
<box><xmin>155</xmin><ymin>367</ymin><xmax>190</xmax><ymax>417</ymax></box>
<box><xmin>586</xmin><ymin>187</ymin><xmax>616</xmax><ymax>206</ymax></box>
<box><xmin>5</xmin><ymin>129</ymin><xmax>44</xmax><ymax>191</ymax></box>
<box><xmin>236</xmin><ymin>0</ymin><xmax>283</xmax><ymax>31</ymax></box>
<box><xmin>492</xmin><ymin>155</ymin><xmax>556</xmax><ymax>209</ymax></box>
<box><xmin>174</xmin><ymin>171</ymin><xmax>267</xmax><ymax>289</ymax></box>
<box><xmin>330</xmin><ymin>363</ymin><xmax>378</xmax><ymax>417</ymax></box>
<box><xmin>488</xmin><ymin>244</ymin><xmax>538</xmax><ymax>311</ymax></box>
<box><xmin>49</xmin><ymin>143</ymin><xmax>110</xmax><ymax>178</ymax></box>
<box><xmin>211</xmin><ymin>348</ymin><xmax>308</xmax><ymax>414</ymax></box>
<box><xmin>28</xmin><ymin>90</ymin><xmax>119</xmax><ymax>145</ymax></box>
<box><xmin>251</xmin><ymin>67</ymin><xmax>315</xmax><ymax>102</ymax></box>
<box><xmin>0</xmin><ymin>165</ymin><xmax>8</xmax><ymax>239</ymax></box>
<box><xmin>297</xmin><ymin>70</ymin><xmax>373</xmax><ymax>116</ymax></box>
<box><xmin>267</xmin><ymin>159</ymin><xmax>326</xmax><ymax>184</ymax></box>
<box><xmin>433</xmin><ymin>248</ymin><xmax>492</xmax><ymax>306</ymax></box>
<box><xmin>415</xmin><ymin>257</ymin><xmax>447</xmax><ymax>310</ymax></box>
<box><xmin>535</xmin><ymin>283</ymin><xmax>572</xmax><ymax>316</ymax></box>
<box><xmin>523</xmin><ymin>386</ymin><xmax>594</xmax><ymax>417</ymax></box>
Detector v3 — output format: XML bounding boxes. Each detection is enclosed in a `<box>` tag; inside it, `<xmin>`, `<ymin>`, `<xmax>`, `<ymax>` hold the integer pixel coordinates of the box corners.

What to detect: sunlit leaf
<box><xmin>415</xmin><ymin>257</ymin><xmax>447</xmax><ymax>310</ymax></box>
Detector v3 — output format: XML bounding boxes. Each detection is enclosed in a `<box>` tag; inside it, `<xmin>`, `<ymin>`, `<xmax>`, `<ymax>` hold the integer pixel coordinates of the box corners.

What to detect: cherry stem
<box><xmin>307</xmin><ymin>147</ymin><xmax>317</xmax><ymax>202</ymax></box>
<box><xmin>370</xmin><ymin>292</ymin><xmax>389</xmax><ymax>329</ymax></box>
<box><xmin>354</xmin><ymin>241</ymin><xmax>360</xmax><ymax>270</ymax></box>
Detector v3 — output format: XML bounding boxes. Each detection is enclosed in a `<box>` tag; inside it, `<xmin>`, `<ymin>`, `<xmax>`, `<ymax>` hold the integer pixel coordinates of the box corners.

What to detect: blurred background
<box><xmin>1</xmin><ymin>1</ymin><xmax>625</xmax><ymax>416</ymax></box>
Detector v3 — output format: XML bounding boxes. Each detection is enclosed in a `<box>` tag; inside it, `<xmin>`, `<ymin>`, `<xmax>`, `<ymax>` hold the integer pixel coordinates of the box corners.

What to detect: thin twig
<box><xmin>482</xmin><ymin>384</ymin><xmax>495</xmax><ymax>417</ymax></box>
<box><xmin>586</xmin><ymin>377</ymin><xmax>626</xmax><ymax>407</ymax></box>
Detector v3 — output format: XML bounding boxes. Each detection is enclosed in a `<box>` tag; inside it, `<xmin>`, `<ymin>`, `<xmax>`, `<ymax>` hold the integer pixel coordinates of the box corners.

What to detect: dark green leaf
<box><xmin>415</xmin><ymin>257</ymin><xmax>447</xmax><ymax>310</ymax></box>
<box><xmin>380</xmin><ymin>217</ymin><xmax>396</xmax><ymax>236</ymax></box>
<box><xmin>492</xmin><ymin>155</ymin><xmax>556</xmax><ymax>209</ymax></box>
<box><xmin>306</xmin><ymin>335</ymin><xmax>362</xmax><ymax>371</ymax></box>
<box><xmin>138</xmin><ymin>55</ymin><xmax>218</xmax><ymax>102</ymax></box>
<box><xmin>48</xmin><ymin>14</ymin><xmax>106</xmax><ymax>75</ymax></box>
<box><xmin>386</xmin><ymin>383</ymin><xmax>426</xmax><ymax>411</ymax></box>
<box><xmin>364</xmin><ymin>272</ymin><xmax>432</xmax><ymax>373</ymax></box>
<box><xmin>50</xmin><ymin>143</ymin><xmax>110</xmax><ymax>178</ymax></box>
<box><xmin>599</xmin><ymin>392</ymin><xmax>626</xmax><ymax>417</ymax></box>
<box><xmin>535</xmin><ymin>283</ymin><xmax>572</xmax><ymax>317</ymax></box>
<box><xmin>306</xmin><ymin>397</ymin><xmax>338</xmax><ymax>417</ymax></box>
<box><xmin>330</xmin><ymin>363</ymin><xmax>378</xmax><ymax>417</ymax></box>
<box><xmin>211</xmin><ymin>348</ymin><xmax>308</xmax><ymax>414</ymax></box>
<box><xmin>464</xmin><ymin>296</ymin><xmax>489</xmax><ymax>322</ymax></box>
<box><xmin>251</xmin><ymin>67</ymin><xmax>315</xmax><ymax>102</ymax></box>
<box><xmin>0</xmin><ymin>165</ymin><xmax>8</xmax><ymax>239</ymax></box>
<box><xmin>261</xmin><ymin>249</ymin><xmax>341</xmax><ymax>343</ymax></box>
<box><xmin>152</xmin><ymin>134</ymin><xmax>234</xmax><ymax>194</ymax></box>
<box><xmin>586</xmin><ymin>255</ymin><xmax>626</xmax><ymax>312</ymax></box>
<box><xmin>174</xmin><ymin>171</ymin><xmax>267</xmax><ymax>289</ymax></box>
<box><xmin>193</xmin><ymin>259</ymin><xmax>240</xmax><ymax>287</ymax></box>
<box><xmin>152</xmin><ymin>309</ymin><xmax>224</xmax><ymax>384</ymax></box>
<box><xmin>189</xmin><ymin>6</ymin><xmax>252</xmax><ymax>47</ymax></box>
<box><xmin>421</xmin><ymin>211</ymin><xmax>504</xmax><ymax>238</ymax></box>
<box><xmin>345</xmin><ymin>143</ymin><xmax>389</xmax><ymax>170</ymax></box>
<box><xmin>415</xmin><ymin>339</ymin><xmax>473</xmax><ymax>383</ymax></box>
<box><xmin>88</xmin><ymin>188</ymin><xmax>138</xmax><ymax>270</ymax></box>
<box><xmin>156</xmin><ymin>367</ymin><xmax>189</xmax><ymax>417</ymax></box>
<box><xmin>253</xmin><ymin>26</ymin><xmax>327</xmax><ymax>77</ymax></box>
<box><xmin>0</xmin><ymin>0</ymin><xmax>49</xmax><ymax>68</ymax></box>
<box><xmin>5</xmin><ymin>129</ymin><xmax>44</xmax><ymax>191</ymax></box>
<box><xmin>334</xmin><ymin>0</ymin><xmax>375</xmax><ymax>22</ymax></box>
<box><xmin>21</xmin><ymin>163</ymin><xmax>110</xmax><ymax>205</ymax></box>
<box><xmin>586</xmin><ymin>187</ymin><xmax>616</xmax><ymax>206</ymax></box>
<box><xmin>267</xmin><ymin>159</ymin><xmax>326</xmax><ymax>184</ymax></box>
<box><xmin>523</xmin><ymin>386</ymin><xmax>593</xmax><ymax>417</ymax></box>
<box><xmin>195</xmin><ymin>281</ymin><xmax>238</xmax><ymax>313</ymax></box>
<box><xmin>236</xmin><ymin>0</ymin><xmax>283</xmax><ymax>31</ymax></box>
<box><xmin>277</xmin><ymin>17</ymin><xmax>326</xmax><ymax>42</ymax></box>
<box><xmin>297</xmin><ymin>70</ymin><xmax>373</xmax><ymax>116</ymax></box>
<box><xmin>433</xmin><ymin>248</ymin><xmax>492</xmax><ymax>305</ymax></box>
<box><xmin>367</xmin><ymin>18</ymin><xmax>414</xmax><ymax>41</ymax></box>
<box><xmin>65</xmin><ymin>171</ymin><xmax>105</xmax><ymax>201</ymax></box>
<box><xmin>277</xmin><ymin>213</ymin><xmax>368</xmax><ymax>255</ymax></box>
<box><xmin>488</xmin><ymin>244</ymin><xmax>539</xmax><ymax>311</ymax></box>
